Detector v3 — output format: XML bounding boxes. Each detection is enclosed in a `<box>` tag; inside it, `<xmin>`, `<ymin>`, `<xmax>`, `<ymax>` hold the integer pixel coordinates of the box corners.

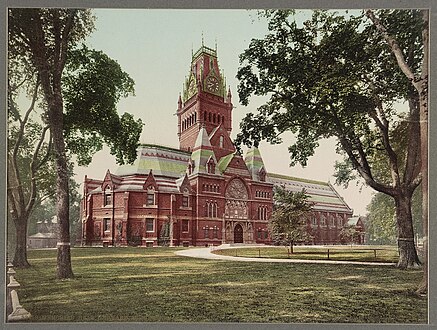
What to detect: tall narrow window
<box><xmin>182</xmin><ymin>220</ymin><xmax>189</xmax><ymax>232</ymax></box>
<box><xmin>146</xmin><ymin>187</ymin><xmax>155</xmax><ymax>206</ymax></box>
<box><xmin>219</xmin><ymin>136</ymin><xmax>224</xmax><ymax>148</ymax></box>
<box><xmin>104</xmin><ymin>218</ymin><xmax>111</xmax><ymax>232</ymax></box>
<box><xmin>207</xmin><ymin>158</ymin><xmax>215</xmax><ymax>174</ymax></box>
<box><xmin>204</xmin><ymin>226</ymin><xmax>209</xmax><ymax>238</ymax></box>
<box><xmin>182</xmin><ymin>195</ymin><xmax>189</xmax><ymax>208</ymax></box>
<box><xmin>104</xmin><ymin>187</ymin><xmax>112</xmax><ymax>206</ymax></box>
<box><xmin>146</xmin><ymin>218</ymin><xmax>154</xmax><ymax>232</ymax></box>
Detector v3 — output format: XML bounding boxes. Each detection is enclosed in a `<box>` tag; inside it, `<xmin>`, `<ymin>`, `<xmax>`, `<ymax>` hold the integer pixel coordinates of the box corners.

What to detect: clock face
<box><xmin>206</xmin><ymin>76</ymin><xmax>219</xmax><ymax>93</ymax></box>
<box><xmin>186</xmin><ymin>77</ymin><xmax>197</xmax><ymax>99</ymax></box>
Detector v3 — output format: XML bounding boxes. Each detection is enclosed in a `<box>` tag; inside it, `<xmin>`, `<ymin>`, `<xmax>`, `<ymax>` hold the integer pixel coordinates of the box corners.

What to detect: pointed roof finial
<box><xmin>191</xmin><ymin>43</ymin><xmax>193</xmax><ymax>57</ymax></box>
<box><xmin>215</xmin><ymin>38</ymin><xmax>217</xmax><ymax>52</ymax></box>
<box><xmin>201</xmin><ymin>32</ymin><xmax>204</xmax><ymax>47</ymax></box>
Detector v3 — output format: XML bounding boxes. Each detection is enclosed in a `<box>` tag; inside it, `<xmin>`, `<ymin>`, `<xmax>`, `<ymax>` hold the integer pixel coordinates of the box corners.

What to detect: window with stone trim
<box><xmin>182</xmin><ymin>195</ymin><xmax>189</xmax><ymax>208</ymax></box>
<box><xmin>146</xmin><ymin>218</ymin><xmax>154</xmax><ymax>232</ymax></box>
<box><xmin>146</xmin><ymin>186</ymin><xmax>155</xmax><ymax>206</ymax></box>
<box><xmin>104</xmin><ymin>218</ymin><xmax>111</xmax><ymax>232</ymax></box>
<box><xmin>104</xmin><ymin>187</ymin><xmax>112</xmax><ymax>206</ymax></box>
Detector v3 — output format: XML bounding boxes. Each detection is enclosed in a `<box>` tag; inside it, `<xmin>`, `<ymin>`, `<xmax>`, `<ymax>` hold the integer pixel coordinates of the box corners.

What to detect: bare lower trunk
<box><xmin>289</xmin><ymin>241</ymin><xmax>294</xmax><ymax>254</ymax></box>
<box><xmin>416</xmin><ymin>74</ymin><xmax>428</xmax><ymax>294</ymax></box>
<box><xmin>12</xmin><ymin>216</ymin><xmax>30</xmax><ymax>268</ymax></box>
<box><xmin>395</xmin><ymin>193</ymin><xmax>421</xmax><ymax>268</ymax></box>
<box><xmin>50</xmin><ymin>97</ymin><xmax>74</xmax><ymax>279</ymax></box>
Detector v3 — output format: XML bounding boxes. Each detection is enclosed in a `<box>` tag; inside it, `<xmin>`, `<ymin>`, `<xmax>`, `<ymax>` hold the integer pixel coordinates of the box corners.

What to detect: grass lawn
<box><xmin>13</xmin><ymin>247</ymin><xmax>426</xmax><ymax>323</ymax></box>
<box><xmin>212</xmin><ymin>245</ymin><xmax>400</xmax><ymax>263</ymax></box>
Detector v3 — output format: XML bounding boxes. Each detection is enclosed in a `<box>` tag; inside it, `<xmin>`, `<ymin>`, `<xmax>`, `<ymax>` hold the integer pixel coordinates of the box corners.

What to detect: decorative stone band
<box><xmin>57</xmin><ymin>242</ymin><xmax>71</xmax><ymax>246</ymax></box>
<box><xmin>397</xmin><ymin>238</ymin><xmax>415</xmax><ymax>242</ymax></box>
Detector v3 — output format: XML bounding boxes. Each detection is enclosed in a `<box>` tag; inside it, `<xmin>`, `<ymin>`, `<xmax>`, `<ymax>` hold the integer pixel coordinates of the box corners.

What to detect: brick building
<box><xmin>81</xmin><ymin>45</ymin><xmax>359</xmax><ymax>247</ymax></box>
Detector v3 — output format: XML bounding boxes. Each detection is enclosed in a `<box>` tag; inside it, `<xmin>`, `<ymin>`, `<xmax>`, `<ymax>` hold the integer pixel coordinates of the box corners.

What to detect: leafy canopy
<box><xmin>63</xmin><ymin>45</ymin><xmax>143</xmax><ymax>165</ymax></box>
<box><xmin>235</xmin><ymin>10</ymin><xmax>424</xmax><ymax>196</ymax></box>
<box><xmin>269</xmin><ymin>186</ymin><xmax>313</xmax><ymax>245</ymax></box>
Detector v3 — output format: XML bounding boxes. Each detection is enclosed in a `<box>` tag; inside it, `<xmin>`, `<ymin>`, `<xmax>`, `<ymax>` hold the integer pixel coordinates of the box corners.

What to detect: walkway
<box><xmin>174</xmin><ymin>245</ymin><xmax>396</xmax><ymax>266</ymax></box>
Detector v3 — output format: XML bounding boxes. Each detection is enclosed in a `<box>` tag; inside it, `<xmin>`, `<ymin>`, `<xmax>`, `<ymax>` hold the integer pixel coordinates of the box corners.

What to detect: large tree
<box><xmin>8</xmin><ymin>9</ymin><xmax>143</xmax><ymax>277</ymax></box>
<box><xmin>365</xmin><ymin>9</ymin><xmax>428</xmax><ymax>294</ymax></box>
<box><xmin>236</xmin><ymin>10</ymin><xmax>424</xmax><ymax>269</ymax></box>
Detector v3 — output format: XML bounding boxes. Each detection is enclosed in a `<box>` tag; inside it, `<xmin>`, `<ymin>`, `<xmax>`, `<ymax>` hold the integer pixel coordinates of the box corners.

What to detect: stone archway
<box><xmin>234</xmin><ymin>224</ymin><xmax>243</xmax><ymax>243</ymax></box>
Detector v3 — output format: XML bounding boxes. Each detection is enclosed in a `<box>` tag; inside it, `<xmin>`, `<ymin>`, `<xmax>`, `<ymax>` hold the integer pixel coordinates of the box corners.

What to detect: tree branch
<box><xmin>365</xmin><ymin>9</ymin><xmax>417</xmax><ymax>85</ymax></box>
<box><xmin>26</xmin><ymin>125</ymin><xmax>51</xmax><ymax>215</ymax></box>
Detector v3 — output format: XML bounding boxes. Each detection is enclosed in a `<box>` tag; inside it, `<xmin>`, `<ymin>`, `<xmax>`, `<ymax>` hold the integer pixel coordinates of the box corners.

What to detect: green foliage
<box><xmin>235</xmin><ymin>10</ymin><xmax>423</xmax><ymax>194</ymax></box>
<box><xmin>339</xmin><ymin>226</ymin><xmax>361</xmax><ymax>245</ymax></box>
<box><xmin>366</xmin><ymin>188</ymin><xmax>423</xmax><ymax>245</ymax></box>
<box><xmin>63</xmin><ymin>45</ymin><xmax>143</xmax><ymax>165</ymax></box>
<box><xmin>269</xmin><ymin>186</ymin><xmax>313</xmax><ymax>245</ymax></box>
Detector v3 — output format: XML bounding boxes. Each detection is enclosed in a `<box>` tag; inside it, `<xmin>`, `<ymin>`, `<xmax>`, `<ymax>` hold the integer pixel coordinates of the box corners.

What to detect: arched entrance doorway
<box><xmin>234</xmin><ymin>224</ymin><xmax>243</xmax><ymax>243</ymax></box>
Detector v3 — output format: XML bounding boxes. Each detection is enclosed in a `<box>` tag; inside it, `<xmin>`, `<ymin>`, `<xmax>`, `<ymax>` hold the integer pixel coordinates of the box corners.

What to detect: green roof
<box><xmin>116</xmin><ymin>145</ymin><xmax>190</xmax><ymax>177</ymax></box>
<box><xmin>267</xmin><ymin>173</ymin><xmax>329</xmax><ymax>186</ymax></box>
<box><xmin>218</xmin><ymin>153</ymin><xmax>234</xmax><ymax>173</ymax></box>
<box><xmin>139</xmin><ymin>144</ymin><xmax>191</xmax><ymax>156</ymax></box>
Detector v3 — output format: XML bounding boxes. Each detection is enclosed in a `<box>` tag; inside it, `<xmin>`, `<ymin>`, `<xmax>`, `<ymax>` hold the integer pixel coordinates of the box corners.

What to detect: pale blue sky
<box><xmin>76</xmin><ymin>9</ymin><xmax>372</xmax><ymax>215</ymax></box>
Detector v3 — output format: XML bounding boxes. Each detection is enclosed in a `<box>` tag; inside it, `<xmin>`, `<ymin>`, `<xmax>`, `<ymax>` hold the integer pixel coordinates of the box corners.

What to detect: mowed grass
<box><xmin>213</xmin><ymin>246</ymin><xmax>399</xmax><ymax>263</ymax></box>
<box><xmin>14</xmin><ymin>247</ymin><xmax>426</xmax><ymax>323</ymax></box>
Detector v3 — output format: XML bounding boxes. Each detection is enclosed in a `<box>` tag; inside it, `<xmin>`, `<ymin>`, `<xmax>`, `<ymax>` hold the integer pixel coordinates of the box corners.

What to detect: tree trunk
<box><xmin>394</xmin><ymin>193</ymin><xmax>421</xmax><ymax>268</ymax></box>
<box><xmin>12</xmin><ymin>216</ymin><xmax>30</xmax><ymax>268</ymax></box>
<box><xmin>416</xmin><ymin>80</ymin><xmax>428</xmax><ymax>294</ymax></box>
<box><xmin>289</xmin><ymin>241</ymin><xmax>294</xmax><ymax>254</ymax></box>
<box><xmin>49</xmin><ymin>96</ymin><xmax>74</xmax><ymax>279</ymax></box>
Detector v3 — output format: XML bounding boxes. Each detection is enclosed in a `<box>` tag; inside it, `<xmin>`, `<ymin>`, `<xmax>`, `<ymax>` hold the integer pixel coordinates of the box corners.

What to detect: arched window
<box><xmin>207</xmin><ymin>157</ymin><xmax>215</xmax><ymax>174</ymax></box>
<box><xmin>194</xmin><ymin>112</ymin><xmax>197</xmax><ymax>123</ymax></box>
<box><xmin>222</xmin><ymin>115</ymin><xmax>225</xmax><ymax>124</ymax></box>
<box><xmin>213</xmin><ymin>113</ymin><xmax>216</xmax><ymax>123</ymax></box>
<box><xmin>208</xmin><ymin>112</ymin><xmax>212</xmax><ymax>122</ymax></box>
<box><xmin>217</xmin><ymin>116</ymin><xmax>220</xmax><ymax>124</ymax></box>
<box><xmin>205</xmin><ymin>203</ymin><xmax>209</xmax><ymax>217</ymax></box>
<box><xmin>204</xmin><ymin>111</ymin><xmax>207</xmax><ymax>121</ymax></box>
<box><xmin>219</xmin><ymin>136</ymin><xmax>224</xmax><ymax>148</ymax></box>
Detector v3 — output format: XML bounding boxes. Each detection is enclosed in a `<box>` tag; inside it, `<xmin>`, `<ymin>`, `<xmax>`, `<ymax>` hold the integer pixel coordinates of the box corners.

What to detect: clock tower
<box><xmin>177</xmin><ymin>44</ymin><xmax>234</xmax><ymax>153</ymax></box>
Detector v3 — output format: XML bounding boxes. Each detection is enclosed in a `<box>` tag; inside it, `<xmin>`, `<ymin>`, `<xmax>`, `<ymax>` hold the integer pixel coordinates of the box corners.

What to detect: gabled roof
<box><xmin>217</xmin><ymin>152</ymin><xmax>251</xmax><ymax>178</ymax></box>
<box><xmin>115</xmin><ymin>145</ymin><xmax>190</xmax><ymax>178</ymax></box>
<box><xmin>217</xmin><ymin>152</ymin><xmax>235</xmax><ymax>173</ymax></box>
<box><xmin>347</xmin><ymin>216</ymin><xmax>365</xmax><ymax>227</ymax></box>
<box><xmin>267</xmin><ymin>173</ymin><xmax>352</xmax><ymax>213</ymax></box>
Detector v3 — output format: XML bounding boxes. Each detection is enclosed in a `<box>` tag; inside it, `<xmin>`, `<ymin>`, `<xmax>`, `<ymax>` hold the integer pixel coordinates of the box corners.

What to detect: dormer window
<box><xmin>207</xmin><ymin>157</ymin><xmax>215</xmax><ymax>174</ymax></box>
<box><xmin>259</xmin><ymin>167</ymin><xmax>266</xmax><ymax>182</ymax></box>
<box><xmin>104</xmin><ymin>187</ymin><xmax>112</xmax><ymax>206</ymax></box>
<box><xmin>146</xmin><ymin>186</ymin><xmax>155</xmax><ymax>206</ymax></box>
<box><xmin>188</xmin><ymin>160</ymin><xmax>195</xmax><ymax>175</ymax></box>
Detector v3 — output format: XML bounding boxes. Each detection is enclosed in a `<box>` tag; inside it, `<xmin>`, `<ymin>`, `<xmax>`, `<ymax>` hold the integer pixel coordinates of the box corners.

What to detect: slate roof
<box><xmin>116</xmin><ymin>144</ymin><xmax>191</xmax><ymax>178</ymax></box>
<box><xmin>267</xmin><ymin>173</ymin><xmax>352</xmax><ymax>213</ymax></box>
<box><xmin>245</xmin><ymin>147</ymin><xmax>266</xmax><ymax>181</ymax></box>
<box><xmin>190</xmin><ymin>126</ymin><xmax>219</xmax><ymax>175</ymax></box>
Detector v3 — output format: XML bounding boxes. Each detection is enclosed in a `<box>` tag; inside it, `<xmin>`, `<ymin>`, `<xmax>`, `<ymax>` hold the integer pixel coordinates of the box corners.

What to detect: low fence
<box><xmin>6</xmin><ymin>261</ymin><xmax>31</xmax><ymax>322</ymax></box>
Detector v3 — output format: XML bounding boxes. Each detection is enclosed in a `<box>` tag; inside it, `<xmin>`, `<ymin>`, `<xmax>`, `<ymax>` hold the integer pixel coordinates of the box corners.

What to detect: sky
<box><xmin>75</xmin><ymin>9</ymin><xmax>374</xmax><ymax>215</ymax></box>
